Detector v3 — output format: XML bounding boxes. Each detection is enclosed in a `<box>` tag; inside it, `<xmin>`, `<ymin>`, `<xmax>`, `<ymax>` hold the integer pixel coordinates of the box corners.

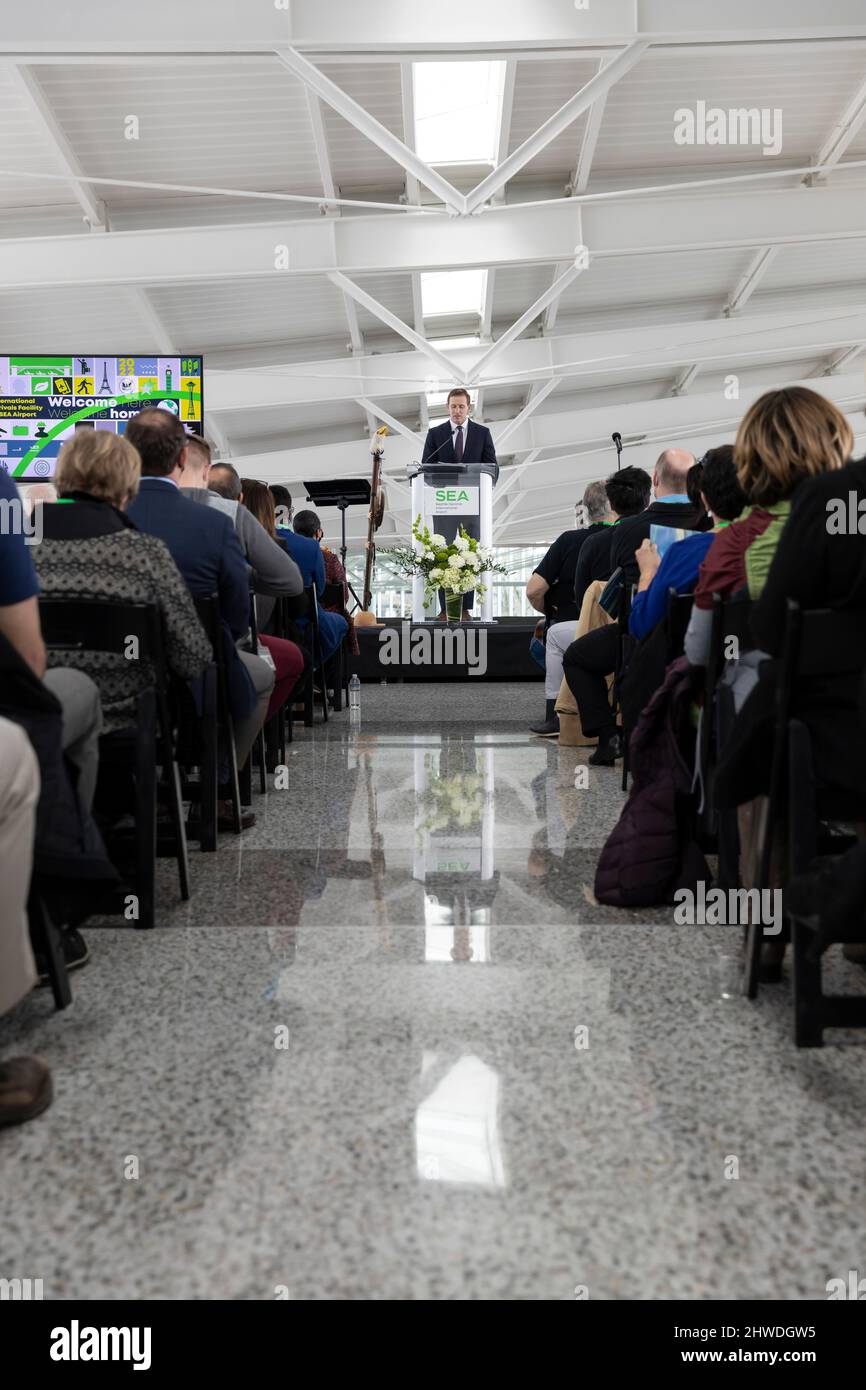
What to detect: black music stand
<box><xmin>303</xmin><ymin>477</ymin><xmax>371</xmax><ymax>612</ymax></box>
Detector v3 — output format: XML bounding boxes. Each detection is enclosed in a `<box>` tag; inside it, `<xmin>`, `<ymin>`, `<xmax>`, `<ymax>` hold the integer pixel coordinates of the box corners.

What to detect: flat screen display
<box><xmin>0</xmin><ymin>355</ymin><xmax>204</xmax><ymax>479</ymax></box>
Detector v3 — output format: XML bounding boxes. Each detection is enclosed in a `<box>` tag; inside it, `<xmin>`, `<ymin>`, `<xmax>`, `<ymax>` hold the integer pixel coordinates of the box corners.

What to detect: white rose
<box><xmin>429</xmin><ymin>567</ymin><xmax>442</xmax><ymax>579</ymax></box>
<box><xmin>451</xmin><ymin>553</ymin><xmax>465</xmax><ymax>567</ymax></box>
<box><xmin>454</xmin><ymin>535</ymin><xmax>469</xmax><ymax>551</ymax></box>
<box><xmin>431</xmin><ymin>533</ymin><xmax>447</xmax><ymax>548</ymax></box>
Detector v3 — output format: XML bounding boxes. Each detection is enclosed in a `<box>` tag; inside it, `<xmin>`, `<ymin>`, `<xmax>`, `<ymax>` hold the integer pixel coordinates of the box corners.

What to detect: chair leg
<box><xmin>331</xmin><ymin>643</ymin><xmax>344</xmax><ymax>712</ymax></box>
<box><xmin>200</xmin><ymin>666</ymin><xmax>218</xmax><ymax>852</ymax></box>
<box><xmin>28</xmin><ymin>885</ymin><xmax>71</xmax><ymax>1010</ymax></box>
<box><xmin>257</xmin><ymin>728</ymin><xmax>267</xmax><ymax>794</ymax></box>
<box><xmin>223</xmin><ymin>720</ymin><xmax>243</xmax><ymax>832</ymax></box>
<box><xmin>135</xmin><ymin>688</ymin><xmax>157</xmax><ymax>930</ymax></box>
<box><xmin>238</xmin><ymin>748</ymin><xmax>252</xmax><ymax>808</ymax></box>
<box><xmin>791</xmin><ymin>916</ymin><xmax>825</xmax><ymax>1047</ymax></box>
<box><xmin>620</xmin><ymin>728</ymin><xmax>629</xmax><ymax>793</ymax></box>
<box><xmin>166</xmin><ymin>757</ymin><xmax>190</xmax><ymax>902</ymax></box>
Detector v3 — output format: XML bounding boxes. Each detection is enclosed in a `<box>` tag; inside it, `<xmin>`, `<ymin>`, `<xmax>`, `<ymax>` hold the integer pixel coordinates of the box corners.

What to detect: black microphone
<box><xmin>419</xmin><ymin>424</ymin><xmax>467</xmax><ymax>472</ymax></box>
<box><xmin>612</xmin><ymin>431</ymin><xmax>623</xmax><ymax>470</ymax></box>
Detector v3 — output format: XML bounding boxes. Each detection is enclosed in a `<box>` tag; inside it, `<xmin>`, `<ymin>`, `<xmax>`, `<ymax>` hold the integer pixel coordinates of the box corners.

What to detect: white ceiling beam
<box><xmin>493</xmin><ymin>378</ymin><xmax>559</xmax><ymax>452</ymax></box>
<box><xmin>809</xmin><ymin>344</ymin><xmax>865</xmax><ymax>376</ymax></box>
<box><xmin>329</xmin><ymin>270</ymin><xmax>462</xmax><ymax>382</ymax></box>
<box><xmin>9</xmin><ymin>183</ymin><xmax>866</xmax><ymax>289</ymax></box>
<box><xmin>4</xmin><ymin>1</ymin><xmax>866</xmax><ymax>53</ymax></box>
<box><xmin>464</xmin><ymin>41</ymin><xmax>650</xmax><ymax>212</ymax></box>
<box><xmin>491</xmin><ymin>59</ymin><xmax>518</xmax><ymax>203</ymax></box>
<box><xmin>124</xmin><ymin>287</ymin><xmax>231</xmax><ymax>456</ymax></box>
<box><xmin>355</xmin><ymin>398</ymin><xmax>422</xmax><ymax>448</ymax></box>
<box><xmin>274</xmin><ymin>47</ymin><xmax>466</xmax><ymax>213</ymax></box>
<box><xmin>568</xmin><ymin>57</ymin><xmax>610</xmax><ymax>195</ymax></box>
<box><xmin>222</xmin><ymin>371</ymin><xmax>866</xmax><ymax>483</ymax></box>
<box><xmin>6</xmin><ymin>63</ymin><xmax>104</xmax><ymax>228</ymax></box>
<box><xmin>723</xmin><ymin>246</ymin><xmax>779</xmax><ymax>316</ymax></box>
<box><xmin>305</xmin><ymin>89</ymin><xmax>337</xmax><ymax>204</ymax></box>
<box><xmin>206</xmin><ymin>305</ymin><xmax>866</xmax><ymax>413</ymax></box>
<box><xmin>804</xmin><ymin>72</ymin><xmax>866</xmax><ymax>183</ymax></box>
<box><xmin>399</xmin><ymin>63</ymin><xmax>420</xmax><ymax>206</ymax></box>
<box><xmin>494</xmin><ymin>448</ymin><xmax>542</xmax><ymax>507</ymax></box>
<box><xmin>671</xmin><ymin>363</ymin><xmax>700</xmax><ymax>396</ymax></box>
<box><xmin>468</xmin><ymin>259</ymin><xmax>586</xmax><ymax>383</ymax></box>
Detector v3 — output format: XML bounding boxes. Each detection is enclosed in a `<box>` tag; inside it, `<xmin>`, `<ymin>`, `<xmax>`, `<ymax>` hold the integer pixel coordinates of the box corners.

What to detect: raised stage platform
<box><xmin>355</xmin><ymin>618</ymin><xmax>543</xmax><ymax>682</ymax></box>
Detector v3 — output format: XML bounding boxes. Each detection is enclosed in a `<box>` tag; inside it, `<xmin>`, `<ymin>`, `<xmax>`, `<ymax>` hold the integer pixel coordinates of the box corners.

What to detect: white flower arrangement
<box><xmin>385</xmin><ymin>518</ymin><xmax>509</xmax><ymax>606</ymax></box>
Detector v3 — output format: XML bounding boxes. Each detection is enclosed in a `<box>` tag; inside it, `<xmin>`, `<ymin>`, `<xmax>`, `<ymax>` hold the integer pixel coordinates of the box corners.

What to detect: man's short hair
<box><xmin>124</xmin><ymin>408</ymin><xmax>188</xmax><ymax>477</ymax></box>
<box><xmin>269</xmin><ymin>484</ymin><xmax>292</xmax><ymax>510</ymax></box>
<box><xmin>582</xmin><ymin>480</ymin><xmax>609</xmax><ymax>524</ymax></box>
<box><xmin>185</xmin><ymin>435</ymin><xmax>212</xmax><ymax>468</ymax></box>
<box><xmin>605</xmin><ymin>466</ymin><xmax>651</xmax><ymax>518</ymax></box>
<box><xmin>208</xmin><ymin>461</ymin><xmax>241</xmax><ymax>501</ymax></box>
<box><xmin>293</xmin><ymin>509</ymin><xmax>320</xmax><ymax>538</ymax></box>
<box><xmin>699</xmin><ymin>445</ymin><xmax>747</xmax><ymax>522</ymax></box>
<box><xmin>447</xmin><ymin>387</ymin><xmax>471</xmax><ymax>405</ymax></box>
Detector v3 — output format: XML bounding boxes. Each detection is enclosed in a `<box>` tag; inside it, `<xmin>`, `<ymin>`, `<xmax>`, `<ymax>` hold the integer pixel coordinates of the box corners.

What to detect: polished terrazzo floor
<box><xmin>2</xmin><ymin>681</ymin><xmax>866</xmax><ymax>1300</ymax></box>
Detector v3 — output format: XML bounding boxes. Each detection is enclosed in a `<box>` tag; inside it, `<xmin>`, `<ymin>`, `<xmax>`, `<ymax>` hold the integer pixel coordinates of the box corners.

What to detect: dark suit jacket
<box><xmin>127</xmin><ymin>478</ymin><xmax>251</xmax><ymax>639</ymax></box>
<box><xmin>421</xmin><ymin>419</ymin><xmax>499</xmax><ymax>483</ymax></box>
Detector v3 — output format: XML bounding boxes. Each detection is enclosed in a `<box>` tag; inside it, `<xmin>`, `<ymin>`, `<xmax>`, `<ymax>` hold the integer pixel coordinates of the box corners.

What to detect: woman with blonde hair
<box><xmin>684</xmin><ymin>386</ymin><xmax>852</xmax><ymax>668</ymax></box>
<box><xmin>32</xmin><ymin>427</ymin><xmax>211</xmax><ymax>731</ymax></box>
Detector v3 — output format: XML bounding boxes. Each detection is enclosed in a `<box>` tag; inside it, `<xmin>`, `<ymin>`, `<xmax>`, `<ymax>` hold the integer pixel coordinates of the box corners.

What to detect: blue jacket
<box><xmin>276</xmin><ymin>527</ymin><xmax>325</xmax><ymax>596</ymax></box>
<box><xmin>128</xmin><ymin>478</ymin><xmax>251</xmax><ymax>639</ymax></box>
<box><xmin>628</xmin><ymin>531</ymin><xmax>716</xmax><ymax>640</ymax></box>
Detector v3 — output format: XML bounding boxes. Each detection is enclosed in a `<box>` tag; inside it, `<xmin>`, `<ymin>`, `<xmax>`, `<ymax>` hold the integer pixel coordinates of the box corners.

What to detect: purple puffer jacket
<box><xmin>594</xmin><ymin>656</ymin><xmax>711</xmax><ymax>906</ymax></box>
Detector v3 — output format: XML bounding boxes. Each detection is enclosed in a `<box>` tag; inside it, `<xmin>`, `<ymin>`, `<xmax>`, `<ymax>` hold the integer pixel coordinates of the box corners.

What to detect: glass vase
<box><xmin>444</xmin><ymin>592</ymin><xmax>465</xmax><ymax>622</ymax></box>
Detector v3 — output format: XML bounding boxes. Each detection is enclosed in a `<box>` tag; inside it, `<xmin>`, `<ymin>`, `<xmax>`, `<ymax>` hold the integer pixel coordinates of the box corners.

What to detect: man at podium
<box><xmin>421</xmin><ymin>388</ymin><xmax>499</xmax><ymax>619</ymax></box>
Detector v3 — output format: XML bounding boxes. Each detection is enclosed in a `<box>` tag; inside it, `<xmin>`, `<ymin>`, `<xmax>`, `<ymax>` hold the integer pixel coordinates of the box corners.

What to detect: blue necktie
<box><xmin>454</xmin><ymin>425</ymin><xmax>463</xmax><ymax>462</ymax></box>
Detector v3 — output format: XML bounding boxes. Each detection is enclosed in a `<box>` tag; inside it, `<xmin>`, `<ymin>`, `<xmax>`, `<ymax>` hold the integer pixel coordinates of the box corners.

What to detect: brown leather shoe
<box><xmin>0</xmin><ymin>1056</ymin><xmax>53</xmax><ymax>1128</ymax></box>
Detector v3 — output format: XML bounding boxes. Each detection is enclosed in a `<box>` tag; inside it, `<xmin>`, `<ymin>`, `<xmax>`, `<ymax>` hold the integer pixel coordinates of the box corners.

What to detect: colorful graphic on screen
<box><xmin>0</xmin><ymin>356</ymin><xmax>204</xmax><ymax>479</ymax></box>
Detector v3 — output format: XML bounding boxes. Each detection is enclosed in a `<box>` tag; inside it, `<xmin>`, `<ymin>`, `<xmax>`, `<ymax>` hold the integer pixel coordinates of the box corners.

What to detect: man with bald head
<box><xmin>561</xmin><ymin>447</ymin><xmax>707</xmax><ymax>765</ymax></box>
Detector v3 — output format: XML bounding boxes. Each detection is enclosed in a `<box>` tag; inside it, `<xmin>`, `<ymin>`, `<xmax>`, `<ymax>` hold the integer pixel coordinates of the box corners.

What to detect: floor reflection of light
<box><xmin>415</xmin><ymin>1053</ymin><xmax>506</xmax><ymax>1188</ymax></box>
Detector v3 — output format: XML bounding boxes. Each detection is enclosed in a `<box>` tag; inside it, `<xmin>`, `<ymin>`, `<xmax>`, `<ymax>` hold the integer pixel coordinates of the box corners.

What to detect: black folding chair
<box><xmin>698</xmin><ymin>594</ymin><xmax>753</xmax><ymax>884</ymax></box>
<box><xmin>321</xmin><ymin>580</ymin><xmax>351</xmax><ymax>711</ymax></box>
<box><xmin>28</xmin><ymin>883</ymin><xmax>71</xmax><ymax>1010</ymax></box>
<box><xmin>190</xmin><ymin>595</ymin><xmax>243</xmax><ymax>841</ymax></box>
<box><xmin>39</xmin><ymin>598</ymin><xmax>190</xmax><ymax>930</ymax></box>
<box><xmin>241</xmin><ymin>591</ymin><xmax>267</xmax><ymax>798</ymax></box>
<box><xmin>744</xmin><ymin>601</ymin><xmax>866</xmax><ymax>1000</ymax></box>
<box><xmin>302</xmin><ymin>585</ymin><xmax>329</xmax><ymax>725</ymax></box>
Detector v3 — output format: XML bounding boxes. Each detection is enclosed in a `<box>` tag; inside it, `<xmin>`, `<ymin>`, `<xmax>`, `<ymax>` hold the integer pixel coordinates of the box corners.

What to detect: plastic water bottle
<box><xmin>349</xmin><ymin>674</ymin><xmax>361</xmax><ymax>710</ymax></box>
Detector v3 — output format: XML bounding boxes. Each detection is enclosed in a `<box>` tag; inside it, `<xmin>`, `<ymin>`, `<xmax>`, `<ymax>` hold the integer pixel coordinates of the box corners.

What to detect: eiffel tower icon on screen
<box><xmin>98</xmin><ymin>361</ymin><xmax>111</xmax><ymax>394</ymax></box>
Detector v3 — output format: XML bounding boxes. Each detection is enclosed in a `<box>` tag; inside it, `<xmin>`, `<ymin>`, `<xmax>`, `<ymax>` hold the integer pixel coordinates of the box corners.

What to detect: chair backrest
<box><xmin>39</xmin><ymin>597</ymin><xmax>165</xmax><ymax>679</ymax></box>
<box><xmin>777</xmin><ymin>600</ymin><xmax>866</xmax><ymax>724</ymax></box>
<box><xmin>700</xmin><ymin>593</ymin><xmax>754</xmax><ymax>778</ymax></box>
<box><xmin>665</xmin><ymin>589</ymin><xmax>694</xmax><ymax>658</ymax></box>
<box><xmin>321</xmin><ymin>580</ymin><xmax>344</xmax><ymax>608</ymax></box>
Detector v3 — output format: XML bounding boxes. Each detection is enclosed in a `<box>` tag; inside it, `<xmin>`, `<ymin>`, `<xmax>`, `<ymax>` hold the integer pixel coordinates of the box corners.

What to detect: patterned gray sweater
<box><xmin>33</xmin><ymin>532</ymin><xmax>213</xmax><ymax>732</ymax></box>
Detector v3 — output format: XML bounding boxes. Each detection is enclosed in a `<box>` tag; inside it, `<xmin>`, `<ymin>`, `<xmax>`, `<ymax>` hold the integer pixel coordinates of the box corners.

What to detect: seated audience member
<box><xmin>572</xmin><ymin>466</ymin><xmax>652</xmax><ymax>616</ymax></box>
<box><xmin>629</xmin><ymin>446</ymin><xmax>746</xmax><ymax>641</ymax></box>
<box><xmin>0</xmin><ymin>715</ymin><xmax>52</xmax><ymax>1128</ymax></box>
<box><xmin>291</xmin><ymin>509</ymin><xmax>359</xmax><ymax>657</ymax></box>
<box><xmin>0</xmin><ymin>466</ymin><xmax>116</xmax><ymax>975</ymax></box>
<box><xmin>0</xmin><ymin>468</ymin><xmax>105</xmax><ymax>814</ymax></box>
<box><xmin>180</xmin><ymin>446</ymin><xmax>305</xmax><ymax>721</ymax></box>
<box><xmin>261</xmin><ymin>484</ymin><xmax>348</xmax><ymax>666</ymax></box>
<box><xmin>683</xmin><ymin>387</ymin><xmax>852</xmax><ymax>674</ymax></box>
<box><xmin>712</xmin><ymin>413</ymin><xmax>864</xmax><ymax>866</ymax></box>
<box><xmin>527</xmin><ymin>480</ymin><xmax>613</xmax><ymax>737</ymax></box>
<box><xmin>562</xmin><ymin>449</ymin><xmax>705</xmax><ymax>765</ymax></box>
<box><xmin>33</xmin><ymin>429</ymin><xmax>212</xmax><ymax>736</ymax></box>
<box><xmin>125</xmin><ymin>410</ymin><xmax>274</xmax><ymax>816</ymax></box>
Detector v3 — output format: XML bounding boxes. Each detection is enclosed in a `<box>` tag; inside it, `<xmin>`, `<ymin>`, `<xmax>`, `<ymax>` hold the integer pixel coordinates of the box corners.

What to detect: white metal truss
<box><xmin>328</xmin><ymin>271</ymin><xmax>462</xmax><ymax>382</ymax></box>
<box><xmin>204</xmin><ymin>306</ymin><xmax>866</xmax><ymax>413</ymax></box>
<box><xmin>6</xmin><ymin>183</ymin><xmax>866</xmax><ymax>290</ymax></box>
<box><xmin>804</xmin><ymin>71</ymin><xmax>866</xmax><ymax>184</ymax></box>
<box><xmin>463</xmin><ymin>41</ymin><xmax>649</xmax><ymax>213</ymax></box>
<box><xmin>6</xmin><ymin>63</ymin><xmax>104</xmax><ymax>229</ymax></box>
